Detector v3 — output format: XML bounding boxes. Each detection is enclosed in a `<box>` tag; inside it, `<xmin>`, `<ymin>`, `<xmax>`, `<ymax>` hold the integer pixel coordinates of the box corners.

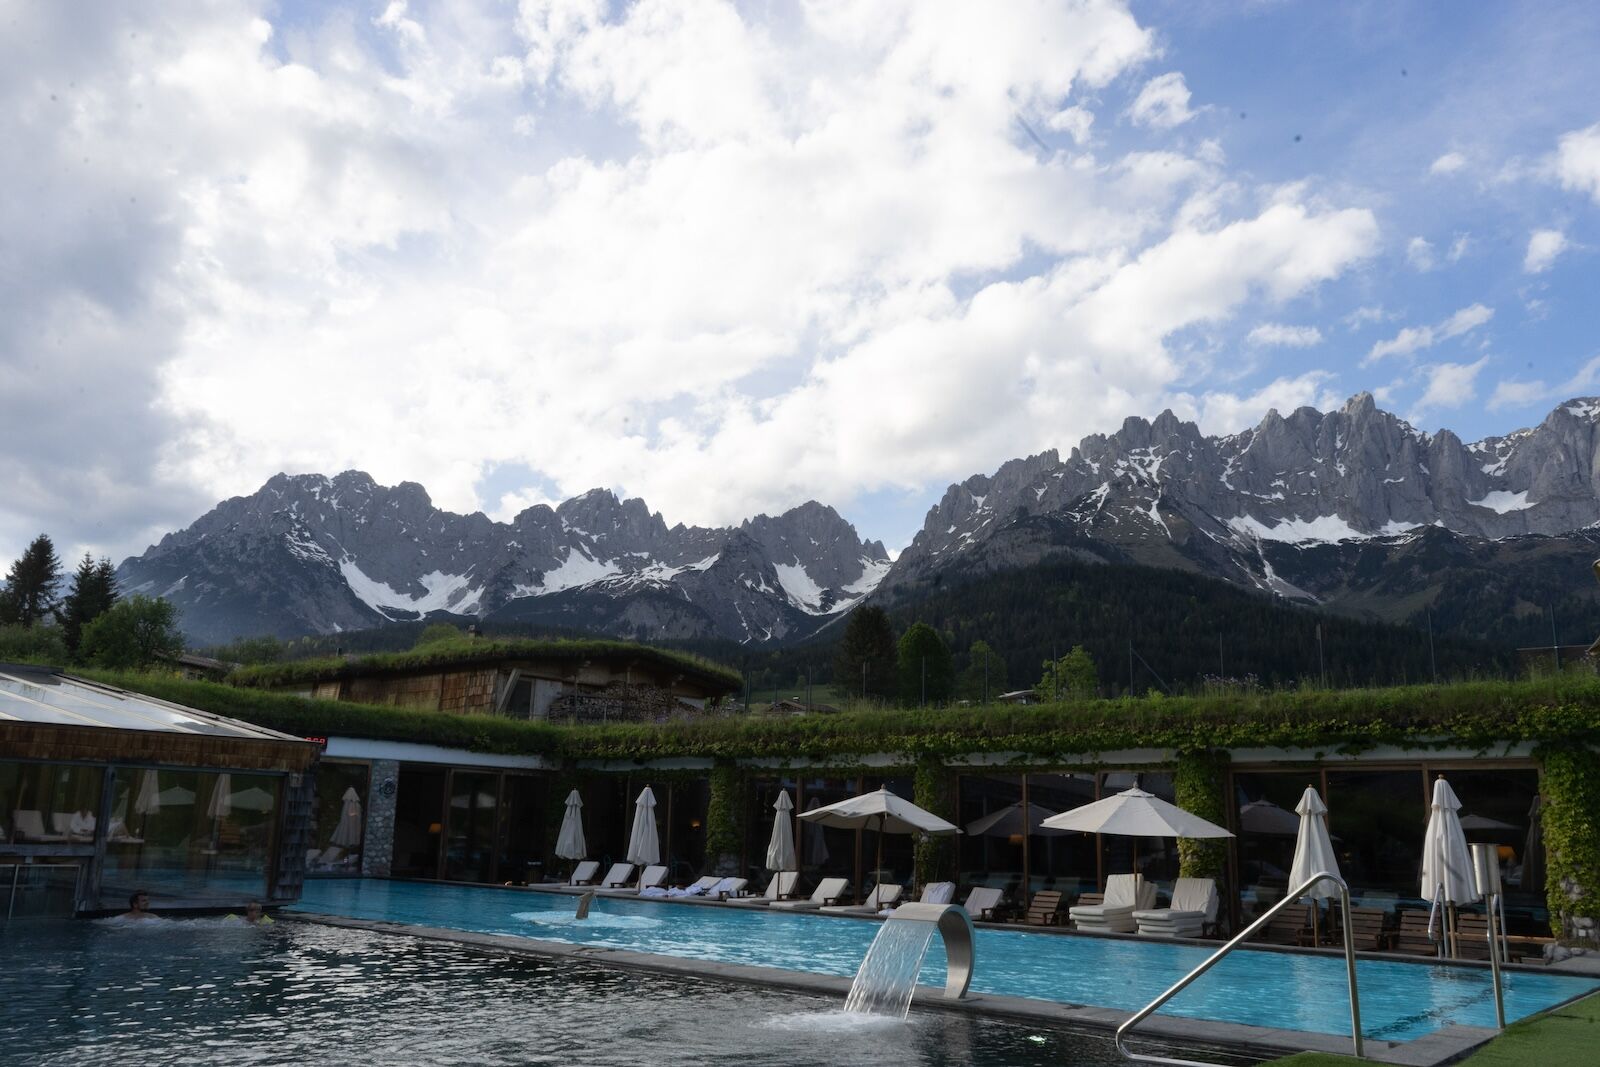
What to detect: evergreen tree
<box><xmin>62</xmin><ymin>553</ymin><xmax>119</xmax><ymax>654</ymax></box>
<box><xmin>79</xmin><ymin>595</ymin><xmax>184</xmax><ymax>670</ymax></box>
<box><xmin>0</xmin><ymin>534</ymin><xmax>63</xmax><ymax>627</ymax></box>
<box><xmin>1038</xmin><ymin>645</ymin><xmax>1099</xmax><ymax>701</ymax></box>
<box><xmin>833</xmin><ymin>605</ymin><xmax>898</xmax><ymax>701</ymax></box>
<box><xmin>896</xmin><ymin>621</ymin><xmax>954</xmax><ymax>707</ymax></box>
<box><xmin>957</xmin><ymin>639</ymin><xmax>1008</xmax><ymax>703</ymax></box>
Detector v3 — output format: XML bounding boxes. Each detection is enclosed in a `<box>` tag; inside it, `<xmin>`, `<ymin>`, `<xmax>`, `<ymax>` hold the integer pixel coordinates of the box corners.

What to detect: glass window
<box><xmin>308</xmin><ymin>762</ymin><xmax>369</xmax><ymax>876</ymax></box>
<box><xmin>797</xmin><ymin>777</ymin><xmax>862</xmax><ymax>889</ymax></box>
<box><xmin>2</xmin><ymin>761</ymin><xmax>102</xmax><ymax>844</ymax></box>
<box><xmin>1233</xmin><ymin>772</ymin><xmax>1315</xmax><ymax>918</ymax></box>
<box><xmin>957</xmin><ymin>774</ymin><xmax>1024</xmax><ymax>902</ymax></box>
<box><xmin>1326</xmin><ymin>768</ymin><xmax>1426</xmax><ymax>902</ymax></box>
<box><xmin>498</xmin><ymin>774</ymin><xmax>546</xmax><ymax>884</ymax></box>
<box><xmin>444</xmin><ymin>771</ymin><xmax>499</xmax><ymax>883</ymax></box>
<box><xmin>100</xmin><ymin>767</ymin><xmax>279</xmax><ymax>905</ymax></box>
<box><xmin>1027</xmin><ymin>772</ymin><xmax>1099</xmax><ymax>901</ymax></box>
<box><xmin>665</xmin><ymin>778</ymin><xmax>708</xmax><ymax>883</ymax></box>
<box><xmin>393</xmin><ymin>766</ymin><xmax>447</xmax><ymax>878</ymax></box>
<box><xmin>1447</xmin><ymin>768</ymin><xmax>1544</xmax><ymax>935</ymax></box>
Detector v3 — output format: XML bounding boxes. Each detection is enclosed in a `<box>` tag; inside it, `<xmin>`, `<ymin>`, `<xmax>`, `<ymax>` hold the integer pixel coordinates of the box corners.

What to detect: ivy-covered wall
<box><xmin>1173</xmin><ymin>748</ymin><xmax>1230</xmax><ymax>882</ymax></box>
<box><xmin>913</xmin><ymin>754</ymin><xmax>956</xmax><ymax>886</ymax></box>
<box><xmin>705</xmin><ymin>761</ymin><xmax>745</xmax><ymax>875</ymax></box>
<box><xmin>1537</xmin><ymin>745</ymin><xmax>1600</xmax><ymax>941</ymax></box>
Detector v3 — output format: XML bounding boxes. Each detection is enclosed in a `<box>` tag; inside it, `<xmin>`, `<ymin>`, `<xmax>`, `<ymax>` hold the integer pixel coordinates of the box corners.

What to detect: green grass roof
<box><xmin>225</xmin><ymin>636</ymin><xmax>743</xmax><ymax>693</ymax></box>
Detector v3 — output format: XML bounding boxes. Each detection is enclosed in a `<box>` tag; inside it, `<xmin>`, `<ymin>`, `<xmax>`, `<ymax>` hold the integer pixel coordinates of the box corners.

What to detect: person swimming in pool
<box><xmin>226</xmin><ymin>901</ymin><xmax>274</xmax><ymax>925</ymax></box>
<box><xmin>119</xmin><ymin>889</ymin><xmax>159</xmax><ymax>921</ymax></box>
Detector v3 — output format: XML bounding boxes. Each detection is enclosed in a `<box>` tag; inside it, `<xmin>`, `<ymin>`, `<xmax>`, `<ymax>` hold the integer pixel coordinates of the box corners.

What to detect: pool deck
<box><xmin>288</xmin><ymin>909</ymin><xmax>1504</xmax><ymax>1066</ymax></box>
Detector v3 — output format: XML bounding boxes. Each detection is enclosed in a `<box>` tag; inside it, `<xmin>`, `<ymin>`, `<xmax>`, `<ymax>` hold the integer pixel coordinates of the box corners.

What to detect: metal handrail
<box><xmin>1115</xmin><ymin>871</ymin><xmax>1363</xmax><ymax>1065</ymax></box>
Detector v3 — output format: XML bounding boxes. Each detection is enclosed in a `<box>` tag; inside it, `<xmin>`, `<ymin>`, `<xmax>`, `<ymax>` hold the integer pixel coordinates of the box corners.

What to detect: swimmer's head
<box><xmin>244</xmin><ymin>901</ymin><xmax>262</xmax><ymax>922</ymax></box>
<box><xmin>129</xmin><ymin>890</ymin><xmax>150</xmax><ymax>912</ymax></box>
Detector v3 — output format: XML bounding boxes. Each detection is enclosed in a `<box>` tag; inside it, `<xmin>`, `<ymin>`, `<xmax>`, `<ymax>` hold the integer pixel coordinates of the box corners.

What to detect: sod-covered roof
<box><xmin>225</xmin><ymin>637</ymin><xmax>743</xmax><ymax>694</ymax></box>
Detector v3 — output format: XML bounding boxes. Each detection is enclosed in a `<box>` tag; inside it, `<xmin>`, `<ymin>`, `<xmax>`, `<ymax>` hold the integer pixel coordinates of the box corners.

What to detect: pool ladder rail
<box><xmin>1115</xmin><ymin>871</ymin><xmax>1364</xmax><ymax>1065</ymax></box>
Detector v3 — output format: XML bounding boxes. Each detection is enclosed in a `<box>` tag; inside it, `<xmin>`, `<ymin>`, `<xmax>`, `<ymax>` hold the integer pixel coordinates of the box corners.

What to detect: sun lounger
<box><xmin>1255</xmin><ymin>901</ymin><xmax>1316</xmax><ymax>947</ymax></box>
<box><xmin>12</xmin><ymin>810</ymin><xmax>68</xmax><ymax>843</ymax></box>
<box><xmin>708</xmin><ymin>876</ymin><xmax>748</xmax><ymax>899</ymax></box>
<box><xmin>666</xmin><ymin>876</ymin><xmax>723</xmax><ymax>898</ymax></box>
<box><xmin>1330</xmin><ymin>906</ymin><xmax>1391</xmax><ymax>952</ymax></box>
<box><xmin>1023</xmin><ymin>890</ymin><xmax>1067</xmax><ymax>926</ymax></box>
<box><xmin>599</xmin><ymin>864</ymin><xmax>667</xmax><ymax>895</ymax></box>
<box><xmin>724</xmin><ymin>871</ymin><xmax>798</xmax><ymax>906</ymax></box>
<box><xmin>1134</xmin><ymin>877</ymin><xmax>1218</xmax><ymax>938</ymax></box>
<box><xmin>962</xmin><ymin>886</ymin><xmax>1005</xmax><ymax>921</ymax></box>
<box><xmin>568</xmin><ymin>860</ymin><xmax>601</xmax><ymax>886</ymax></box>
<box><xmin>820</xmin><ymin>883</ymin><xmax>904</xmax><ymax>915</ymax></box>
<box><xmin>1069</xmin><ymin>874</ymin><xmax>1154</xmax><ymax>933</ymax></box>
<box><xmin>770</xmin><ymin>876</ymin><xmax>850</xmax><ymax>911</ymax></box>
<box><xmin>597</xmin><ymin>862</ymin><xmax>635</xmax><ymax>889</ymax></box>
<box><xmin>920</xmin><ymin>881</ymin><xmax>956</xmax><ymax>905</ymax></box>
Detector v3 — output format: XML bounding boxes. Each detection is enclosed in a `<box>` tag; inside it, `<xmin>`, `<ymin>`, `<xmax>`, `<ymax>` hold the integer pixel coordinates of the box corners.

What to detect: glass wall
<box><xmin>444</xmin><ymin>771</ymin><xmax>500</xmax><ymax>883</ymax></box>
<box><xmin>2</xmin><ymin>761</ymin><xmax>102</xmax><ymax>843</ymax></box>
<box><xmin>957</xmin><ymin>774</ymin><xmax>1024</xmax><ymax>900</ymax></box>
<box><xmin>100</xmin><ymin>767</ymin><xmax>280</xmax><ymax>903</ymax></box>
<box><xmin>665</xmin><ymin>779</ymin><xmax>708</xmax><ymax>885</ymax></box>
<box><xmin>1448</xmin><ymin>768</ymin><xmax>1544</xmax><ymax>935</ymax></box>
<box><xmin>308</xmin><ymin>762</ymin><xmax>369</xmax><ymax>876</ymax></box>
<box><xmin>1100</xmin><ymin>772</ymin><xmax>1179</xmax><ymax>888</ymax></box>
<box><xmin>1026</xmin><ymin>772</ymin><xmax>1099</xmax><ymax>900</ymax></box>
<box><xmin>393</xmin><ymin>766</ymin><xmax>447</xmax><ymax>878</ymax></box>
<box><xmin>1233</xmin><ymin>771</ymin><xmax>1315</xmax><ymax>919</ymax></box>
<box><xmin>798</xmin><ymin>775</ymin><xmax>865</xmax><ymax>895</ymax></box>
<box><xmin>498</xmin><ymin>774</ymin><xmax>546</xmax><ymax>884</ymax></box>
<box><xmin>1325</xmin><ymin>768</ymin><xmax>1426</xmax><ymax>903</ymax></box>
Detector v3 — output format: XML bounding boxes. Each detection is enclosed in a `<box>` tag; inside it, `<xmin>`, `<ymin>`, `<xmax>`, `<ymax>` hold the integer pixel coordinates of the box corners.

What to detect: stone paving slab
<box><xmin>288</xmin><ymin>912</ymin><xmax>1503</xmax><ymax>1065</ymax></box>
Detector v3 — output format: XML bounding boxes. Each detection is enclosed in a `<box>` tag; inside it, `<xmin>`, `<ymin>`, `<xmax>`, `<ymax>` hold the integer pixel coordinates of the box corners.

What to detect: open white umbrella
<box><xmin>1288</xmin><ymin>787</ymin><xmax>1341</xmax><ymax>944</ymax></box>
<box><xmin>555</xmin><ymin>789</ymin><xmax>587</xmax><ymax>862</ymax></box>
<box><xmin>330</xmin><ymin>786</ymin><xmax>364</xmax><ymax>848</ymax></box>
<box><xmin>800</xmin><ymin>786</ymin><xmax>959</xmax><ymax>899</ymax></box>
<box><xmin>964</xmin><ymin>801</ymin><xmax>1066</xmax><ymax>838</ymax></box>
<box><xmin>1041</xmin><ymin>787</ymin><xmax>1232</xmax><ymax>872</ymax></box>
<box><xmin>207</xmin><ymin>773</ymin><xmax>233</xmax><ymax>820</ymax></box>
<box><xmin>1421</xmin><ymin>776</ymin><xmax>1478</xmax><ymax>957</ymax></box>
<box><xmin>626</xmin><ymin>786</ymin><xmax>661</xmax><ymax>867</ymax></box>
<box><xmin>766</xmin><ymin>791</ymin><xmax>798</xmax><ymax>871</ymax></box>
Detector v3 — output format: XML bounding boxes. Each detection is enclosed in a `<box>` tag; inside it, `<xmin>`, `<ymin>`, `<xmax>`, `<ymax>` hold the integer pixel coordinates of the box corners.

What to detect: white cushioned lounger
<box><xmin>1069</xmin><ymin>874</ymin><xmax>1154</xmax><ymax>934</ymax></box>
<box><xmin>769</xmin><ymin>877</ymin><xmax>850</xmax><ymax>911</ymax></box>
<box><xmin>1133</xmin><ymin>877</ymin><xmax>1218</xmax><ymax>938</ymax></box>
<box><xmin>820</xmin><ymin>883</ymin><xmax>903</xmax><ymax>915</ymax></box>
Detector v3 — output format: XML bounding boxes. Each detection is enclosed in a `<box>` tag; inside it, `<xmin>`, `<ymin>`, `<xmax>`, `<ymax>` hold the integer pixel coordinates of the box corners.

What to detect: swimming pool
<box><xmin>293</xmin><ymin>880</ymin><xmax>1599</xmax><ymax>1043</ymax></box>
<box><xmin>0</xmin><ymin>919</ymin><xmax>1150</xmax><ymax>1066</ymax></box>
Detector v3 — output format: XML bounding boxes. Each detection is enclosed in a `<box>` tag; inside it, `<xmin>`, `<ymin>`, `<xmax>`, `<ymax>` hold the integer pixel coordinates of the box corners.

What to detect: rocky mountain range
<box><xmin>119</xmin><ymin>393</ymin><xmax>1600</xmax><ymax>647</ymax></box>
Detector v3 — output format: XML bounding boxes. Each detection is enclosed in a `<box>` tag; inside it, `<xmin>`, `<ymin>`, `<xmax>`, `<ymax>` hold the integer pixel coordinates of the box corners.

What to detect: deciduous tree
<box><xmin>79</xmin><ymin>596</ymin><xmax>184</xmax><ymax>670</ymax></box>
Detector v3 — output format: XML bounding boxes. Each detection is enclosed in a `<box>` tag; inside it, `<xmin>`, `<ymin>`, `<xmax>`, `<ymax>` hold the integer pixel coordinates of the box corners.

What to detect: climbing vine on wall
<box><xmin>705</xmin><ymin>761</ymin><xmax>745</xmax><ymax>863</ymax></box>
<box><xmin>914</xmin><ymin>753</ymin><xmax>956</xmax><ymax>886</ymax></box>
<box><xmin>1174</xmin><ymin>748</ymin><xmax>1230</xmax><ymax>882</ymax></box>
<box><xmin>1535</xmin><ymin>745</ymin><xmax>1600</xmax><ymax>940</ymax></box>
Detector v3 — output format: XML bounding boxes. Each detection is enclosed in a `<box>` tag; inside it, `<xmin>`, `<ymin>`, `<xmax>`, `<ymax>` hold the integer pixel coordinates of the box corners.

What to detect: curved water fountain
<box><xmin>843</xmin><ymin>902</ymin><xmax>975</xmax><ymax>1019</ymax></box>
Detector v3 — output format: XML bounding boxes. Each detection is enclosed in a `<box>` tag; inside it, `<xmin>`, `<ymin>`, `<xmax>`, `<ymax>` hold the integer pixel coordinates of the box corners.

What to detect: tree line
<box><xmin>0</xmin><ymin>533</ymin><xmax>184</xmax><ymax>669</ymax></box>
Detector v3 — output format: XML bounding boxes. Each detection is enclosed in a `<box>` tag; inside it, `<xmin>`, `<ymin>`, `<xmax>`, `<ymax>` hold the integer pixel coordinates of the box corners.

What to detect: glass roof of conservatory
<box><xmin>0</xmin><ymin>665</ymin><xmax>296</xmax><ymax>741</ymax></box>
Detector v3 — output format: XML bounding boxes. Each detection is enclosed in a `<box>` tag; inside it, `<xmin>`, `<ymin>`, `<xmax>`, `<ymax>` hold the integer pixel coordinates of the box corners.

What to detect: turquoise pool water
<box><xmin>294</xmin><ymin>880</ymin><xmax>1600</xmax><ymax>1042</ymax></box>
<box><xmin>0</xmin><ymin>919</ymin><xmax>1148</xmax><ymax>1066</ymax></box>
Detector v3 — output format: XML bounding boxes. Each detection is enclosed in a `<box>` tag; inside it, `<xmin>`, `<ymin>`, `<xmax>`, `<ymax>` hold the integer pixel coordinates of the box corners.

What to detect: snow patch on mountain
<box><xmin>340</xmin><ymin>559</ymin><xmax>480</xmax><ymax>616</ymax></box>
<box><xmin>1469</xmin><ymin>490</ymin><xmax>1533</xmax><ymax>514</ymax></box>
<box><xmin>1228</xmin><ymin>514</ymin><xmax>1368</xmax><ymax>545</ymax></box>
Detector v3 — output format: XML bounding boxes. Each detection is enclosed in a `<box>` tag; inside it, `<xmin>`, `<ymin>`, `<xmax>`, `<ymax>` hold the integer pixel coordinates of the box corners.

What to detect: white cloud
<box><xmin>1489</xmin><ymin>354</ymin><xmax>1600</xmax><ymax>412</ymax></box>
<box><xmin>1247</xmin><ymin>323</ymin><xmax>1322</xmax><ymax>347</ymax></box>
<box><xmin>1409</xmin><ymin>357</ymin><xmax>1489</xmax><ymax>421</ymax></box>
<box><xmin>1365</xmin><ymin>304</ymin><xmax>1494</xmax><ymax>364</ymax></box>
<box><xmin>1554</xmin><ymin>122</ymin><xmax>1600</xmax><ymax>202</ymax></box>
<box><xmin>1523</xmin><ymin>228</ymin><xmax>1568</xmax><ymax>273</ymax></box>
<box><xmin>1429</xmin><ymin>151</ymin><xmax>1466</xmax><ymax>176</ymax></box>
<box><xmin>1448</xmin><ymin>233</ymin><xmax>1471</xmax><ymax>263</ymax></box>
<box><xmin>1</xmin><ymin>0</ymin><xmax>1384</xmax><ymax>563</ymax></box>
<box><xmin>1046</xmin><ymin>105</ymin><xmax>1095</xmax><ymax>145</ymax></box>
<box><xmin>1343</xmin><ymin>305</ymin><xmax>1389</xmax><ymax>329</ymax></box>
<box><xmin>1181</xmin><ymin>371</ymin><xmax>1341</xmax><ymax>435</ymax></box>
<box><xmin>1406</xmin><ymin>236</ymin><xmax>1435</xmax><ymax>271</ymax></box>
<box><xmin>1127</xmin><ymin>72</ymin><xmax>1195</xmax><ymax>129</ymax></box>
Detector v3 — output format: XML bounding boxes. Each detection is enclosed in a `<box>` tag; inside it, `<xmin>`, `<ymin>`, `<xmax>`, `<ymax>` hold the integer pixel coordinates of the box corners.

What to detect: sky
<box><xmin>3</xmin><ymin>0</ymin><xmax>1599</xmax><ymax>568</ymax></box>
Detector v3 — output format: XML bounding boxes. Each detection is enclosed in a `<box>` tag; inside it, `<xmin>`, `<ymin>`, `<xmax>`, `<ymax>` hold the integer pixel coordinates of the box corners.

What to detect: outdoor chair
<box><xmin>1133</xmin><ymin>877</ymin><xmax>1218</xmax><ymax>939</ymax></box>
<box><xmin>1330</xmin><ymin>906</ymin><xmax>1391</xmax><ymax>952</ymax></box>
<box><xmin>1023</xmin><ymin>890</ymin><xmax>1066</xmax><ymax>926</ymax></box>
<box><xmin>568</xmin><ymin>860</ymin><xmax>601</xmax><ymax>886</ymax></box>
<box><xmin>1069</xmin><ymin>874</ymin><xmax>1154</xmax><ymax>934</ymax></box>
<box><xmin>667</xmin><ymin>876</ymin><xmax>722</xmax><ymax>898</ymax></box>
<box><xmin>709</xmin><ymin>876</ymin><xmax>748</xmax><ymax>899</ymax></box>
<box><xmin>598</xmin><ymin>862</ymin><xmax>635</xmax><ymax>889</ymax></box>
<box><xmin>1074</xmin><ymin>892</ymin><xmax>1105</xmax><ymax>908</ymax></box>
<box><xmin>821</xmin><ymin>882</ymin><xmax>904</xmax><ymax>916</ymax></box>
<box><xmin>1254</xmin><ymin>902</ymin><xmax>1314</xmax><ymax>947</ymax></box>
<box><xmin>1393</xmin><ymin>909</ymin><xmax>1443</xmax><ymax>957</ymax></box>
<box><xmin>600</xmin><ymin>864</ymin><xmax>667</xmax><ymax>895</ymax></box>
<box><xmin>961</xmin><ymin>886</ymin><xmax>1005</xmax><ymax>921</ymax></box>
<box><xmin>919</xmin><ymin>881</ymin><xmax>956</xmax><ymax>905</ymax></box>
<box><xmin>770</xmin><ymin>876</ymin><xmax>850</xmax><ymax>911</ymax></box>
<box><xmin>724</xmin><ymin>871</ymin><xmax>798</xmax><ymax>906</ymax></box>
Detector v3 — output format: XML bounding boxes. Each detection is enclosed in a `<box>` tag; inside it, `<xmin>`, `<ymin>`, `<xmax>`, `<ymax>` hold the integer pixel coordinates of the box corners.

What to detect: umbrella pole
<box><xmin>874</xmin><ymin>814</ymin><xmax>884</xmax><ymax>906</ymax></box>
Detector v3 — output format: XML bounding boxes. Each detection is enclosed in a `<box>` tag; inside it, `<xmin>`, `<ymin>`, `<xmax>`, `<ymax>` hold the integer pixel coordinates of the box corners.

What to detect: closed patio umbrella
<box><xmin>1041</xmin><ymin>787</ymin><xmax>1232</xmax><ymax>873</ymax></box>
<box><xmin>1287</xmin><ymin>787</ymin><xmax>1341</xmax><ymax>944</ymax></box>
<box><xmin>626</xmin><ymin>786</ymin><xmax>661</xmax><ymax>867</ymax></box>
<box><xmin>765</xmin><ymin>791</ymin><xmax>797</xmax><ymax>872</ymax></box>
<box><xmin>555</xmin><ymin>789</ymin><xmax>587</xmax><ymax>862</ymax></box>
<box><xmin>330</xmin><ymin>786</ymin><xmax>364</xmax><ymax>848</ymax></box>
<box><xmin>134</xmin><ymin>769</ymin><xmax>161</xmax><ymax>816</ymax></box>
<box><xmin>207</xmin><ymin>774</ymin><xmax>233</xmax><ymax>820</ymax></box>
<box><xmin>1421</xmin><ymin>776</ymin><xmax>1478</xmax><ymax>957</ymax></box>
<box><xmin>1523</xmin><ymin>796</ymin><xmax>1545</xmax><ymax>895</ymax></box>
<box><xmin>799</xmin><ymin>786</ymin><xmax>959</xmax><ymax>900</ymax></box>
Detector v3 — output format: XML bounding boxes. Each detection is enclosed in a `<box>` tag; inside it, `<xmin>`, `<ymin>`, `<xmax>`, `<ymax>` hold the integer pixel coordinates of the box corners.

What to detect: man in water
<box><xmin>227</xmin><ymin>901</ymin><xmax>274</xmax><ymax>924</ymax></box>
<box><xmin>119</xmin><ymin>889</ymin><xmax>158</xmax><ymax>920</ymax></box>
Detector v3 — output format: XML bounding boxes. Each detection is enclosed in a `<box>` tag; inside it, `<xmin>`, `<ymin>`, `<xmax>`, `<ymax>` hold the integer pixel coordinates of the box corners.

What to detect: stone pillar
<box><xmin>362</xmin><ymin>760</ymin><xmax>400</xmax><ymax>878</ymax></box>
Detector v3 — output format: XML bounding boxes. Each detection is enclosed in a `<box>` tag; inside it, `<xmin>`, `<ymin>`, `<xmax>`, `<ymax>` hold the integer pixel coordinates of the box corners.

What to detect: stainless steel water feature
<box><xmin>891</xmin><ymin>902</ymin><xmax>976</xmax><ymax>999</ymax></box>
<box><xmin>1116</xmin><ymin>871</ymin><xmax>1363</xmax><ymax>1065</ymax></box>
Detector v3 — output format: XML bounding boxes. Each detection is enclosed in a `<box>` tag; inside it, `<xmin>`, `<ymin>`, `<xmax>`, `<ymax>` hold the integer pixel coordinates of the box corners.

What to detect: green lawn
<box><xmin>1270</xmin><ymin>991</ymin><xmax>1600</xmax><ymax>1066</ymax></box>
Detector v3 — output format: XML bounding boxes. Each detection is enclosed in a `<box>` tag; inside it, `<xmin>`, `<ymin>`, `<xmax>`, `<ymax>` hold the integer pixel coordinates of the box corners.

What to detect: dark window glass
<box><xmin>392</xmin><ymin>766</ymin><xmax>447</xmax><ymax>878</ymax></box>
<box><xmin>1326</xmin><ymin>768</ymin><xmax>1426</xmax><ymax>901</ymax></box>
<box><xmin>308</xmin><ymin>762</ymin><xmax>368</xmax><ymax>876</ymax></box>
<box><xmin>444</xmin><ymin>771</ymin><xmax>499</xmax><ymax>883</ymax></box>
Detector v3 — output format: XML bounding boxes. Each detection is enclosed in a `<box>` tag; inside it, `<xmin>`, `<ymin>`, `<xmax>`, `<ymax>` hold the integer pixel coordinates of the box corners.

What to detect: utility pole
<box><xmin>1316</xmin><ymin>623</ymin><xmax>1326</xmax><ymax>689</ymax></box>
<box><xmin>1427</xmin><ymin>610</ymin><xmax>1438</xmax><ymax>684</ymax></box>
<box><xmin>806</xmin><ymin>666</ymin><xmax>812</xmax><ymax>712</ymax></box>
<box><xmin>1218</xmin><ymin>634</ymin><xmax>1224</xmax><ymax>678</ymax></box>
<box><xmin>862</xmin><ymin>660</ymin><xmax>867</xmax><ymax>700</ymax></box>
<box><xmin>1128</xmin><ymin>639</ymin><xmax>1134</xmax><ymax>696</ymax></box>
<box><xmin>983</xmin><ymin>649</ymin><xmax>989</xmax><ymax>706</ymax></box>
<box><xmin>1551</xmin><ymin>605</ymin><xmax>1561</xmax><ymax>673</ymax></box>
<box><xmin>921</xmin><ymin>656</ymin><xmax>926</xmax><ymax>708</ymax></box>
